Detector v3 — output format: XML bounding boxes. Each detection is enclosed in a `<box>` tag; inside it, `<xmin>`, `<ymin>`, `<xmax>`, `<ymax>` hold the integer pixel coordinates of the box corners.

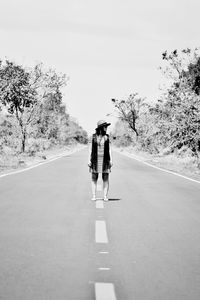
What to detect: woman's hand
<box><xmin>88</xmin><ymin>162</ymin><xmax>92</xmax><ymax>168</ymax></box>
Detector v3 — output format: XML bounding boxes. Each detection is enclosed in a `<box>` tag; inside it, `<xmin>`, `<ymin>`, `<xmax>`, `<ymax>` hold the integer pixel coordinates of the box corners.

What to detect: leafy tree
<box><xmin>188</xmin><ymin>57</ymin><xmax>200</xmax><ymax>95</ymax></box>
<box><xmin>155</xmin><ymin>48</ymin><xmax>200</xmax><ymax>155</ymax></box>
<box><xmin>31</xmin><ymin>65</ymin><xmax>68</xmax><ymax>142</ymax></box>
<box><xmin>110</xmin><ymin>49</ymin><xmax>200</xmax><ymax>157</ymax></box>
<box><xmin>0</xmin><ymin>61</ymin><xmax>68</xmax><ymax>152</ymax></box>
<box><xmin>0</xmin><ymin>60</ymin><xmax>37</xmax><ymax>152</ymax></box>
<box><xmin>63</xmin><ymin>118</ymin><xmax>88</xmax><ymax>144</ymax></box>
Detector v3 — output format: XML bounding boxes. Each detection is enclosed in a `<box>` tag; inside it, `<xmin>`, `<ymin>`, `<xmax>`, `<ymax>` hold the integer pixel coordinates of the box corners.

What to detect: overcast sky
<box><xmin>0</xmin><ymin>0</ymin><xmax>200</xmax><ymax>134</ymax></box>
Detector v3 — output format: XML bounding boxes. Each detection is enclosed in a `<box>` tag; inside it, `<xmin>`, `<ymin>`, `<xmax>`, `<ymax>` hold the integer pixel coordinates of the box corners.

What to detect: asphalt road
<box><xmin>0</xmin><ymin>148</ymin><xmax>200</xmax><ymax>300</ymax></box>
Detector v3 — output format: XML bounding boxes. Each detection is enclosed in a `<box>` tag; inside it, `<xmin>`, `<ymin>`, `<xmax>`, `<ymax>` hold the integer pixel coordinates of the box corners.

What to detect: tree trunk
<box><xmin>21</xmin><ymin>131</ymin><xmax>26</xmax><ymax>152</ymax></box>
<box><xmin>129</xmin><ymin>123</ymin><xmax>139</xmax><ymax>139</ymax></box>
<box><xmin>17</xmin><ymin>115</ymin><xmax>26</xmax><ymax>153</ymax></box>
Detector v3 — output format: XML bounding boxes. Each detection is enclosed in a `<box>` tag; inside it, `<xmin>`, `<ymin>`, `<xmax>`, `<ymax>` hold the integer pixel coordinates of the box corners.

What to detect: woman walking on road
<box><xmin>88</xmin><ymin>120</ymin><xmax>113</xmax><ymax>201</ymax></box>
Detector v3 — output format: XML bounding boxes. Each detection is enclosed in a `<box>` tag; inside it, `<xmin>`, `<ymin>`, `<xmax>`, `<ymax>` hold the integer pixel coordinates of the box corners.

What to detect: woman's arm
<box><xmin>88</xmin><ymin>142</ymin><xmax>92</xmax><ymax>167</ymax></box>
<box><xmin>109</xmin><ymin>140</ymin><xmax>113</xmax><ymax>166</ymax></box>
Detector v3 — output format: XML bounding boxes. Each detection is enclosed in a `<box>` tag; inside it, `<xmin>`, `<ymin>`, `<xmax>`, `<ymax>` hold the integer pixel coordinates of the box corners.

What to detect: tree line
<box><xmin>0</xmin><ymin>60</ymin><xmax>88</xmax><ymax>154</ymax></box>
<box><xmin>111</xmin><ymin>48</ymin><xmax>200</xmax><ymax>160</ymax></box>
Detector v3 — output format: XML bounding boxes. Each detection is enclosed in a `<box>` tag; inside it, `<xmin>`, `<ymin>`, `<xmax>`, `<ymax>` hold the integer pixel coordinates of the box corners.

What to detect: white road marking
<box><xmin>95</xmin><ymin>283</ymin><xmax>117</xmax><ymax>300</ymax></box>
<box><xmin>96</xmin><ymin>201</ymin><xmax>104</xmax><ymax>209</ymax></box>
<box><xmin>99</xmin><ymin>251</ymin><xmax>109</xmax><ymax>254</ymax></box>
<box><xmin>116</xmin><ymin>149</ymin><xmax>200</xmax><ymax>184</ymax></box>
<box><xmin>97</xmin><ymin>182</ymin><xmax>102</xmax><ymax>191</ymax></box>
<box><xmin>95</xmin><ymin>221</ymin><xmax>108</xmax><ymax>243</ymax></box>
<box><xmin>98</xmin><ymin>268</ymin><xmax>110</xmax><ymax>270</ymax></box>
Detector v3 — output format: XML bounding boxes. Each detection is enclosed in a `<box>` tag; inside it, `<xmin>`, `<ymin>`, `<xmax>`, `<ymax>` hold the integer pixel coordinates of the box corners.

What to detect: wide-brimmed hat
<box><xmin>96</xmin><ymin>120</ymin><xmax>111</xmax><ymax>130</ymax></box>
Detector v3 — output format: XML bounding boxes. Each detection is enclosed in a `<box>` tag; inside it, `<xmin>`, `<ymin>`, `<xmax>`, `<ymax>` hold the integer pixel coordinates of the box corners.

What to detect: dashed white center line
<box><xmin>95</xmin><ymin>283</ymin><xmax>117</xmax><ymax>300</ymax></box>
<box><xmin>95</xmin><ymin>221</ymin><xmax>108</xmax><ymax>243</ymax></box>
<box><xmin>97</xmin><ymin>181</ymin><xmax>102</xmax><ymax>191</ymax></box>
<box><xmin>95</xmin><ymin>195</ymin><xmax>116</xmax><ymax>299</ymax></box>
<box><xmin>96</xmin><ymin>201</ymin><xmax>104</xmax><ymax>209</ymax></box>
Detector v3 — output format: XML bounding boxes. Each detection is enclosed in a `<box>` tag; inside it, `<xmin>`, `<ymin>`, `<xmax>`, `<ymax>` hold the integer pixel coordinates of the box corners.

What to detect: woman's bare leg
<box><xmin>91</xmin><ymin>173</ymin><xmax>98</xmax><ymax>200</ymax></box>
<box><xmin>102</xmin><ymin>173</ymin><xmax>109</xmax><ymax>201</ymax></box>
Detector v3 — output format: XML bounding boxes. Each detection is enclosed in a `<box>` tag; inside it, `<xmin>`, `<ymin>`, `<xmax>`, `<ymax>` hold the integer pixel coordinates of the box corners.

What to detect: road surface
<box><xmin>0</xmin><ymin>148</ymin><xmax>200</xmax><ymax>299</ymax></box>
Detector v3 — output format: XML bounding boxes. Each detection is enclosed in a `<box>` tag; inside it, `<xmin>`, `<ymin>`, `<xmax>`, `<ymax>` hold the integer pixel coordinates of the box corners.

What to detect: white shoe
<box><xmin>91</xmin><ymin>196</ymin><xmax>96</xmax><ymax>201</ymax></box>
<box><xmin>104</xmin><ymin>197</ymin><xmax>109</xmax><ymax>201</ymax></box>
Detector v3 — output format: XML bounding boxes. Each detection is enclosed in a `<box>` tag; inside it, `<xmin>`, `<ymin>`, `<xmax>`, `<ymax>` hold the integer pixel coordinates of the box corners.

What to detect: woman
<box><xmin>88</xmin><ymin>120</ymin><xmax>113</xmax><ymax>201</ymax></box>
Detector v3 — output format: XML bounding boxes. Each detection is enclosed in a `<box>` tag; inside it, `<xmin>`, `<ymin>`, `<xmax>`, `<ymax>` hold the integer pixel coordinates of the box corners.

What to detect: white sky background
<box><xmin>0</xmin><ymin>0</ymin><xmax>200</xmax><ymax>134</ymax></box>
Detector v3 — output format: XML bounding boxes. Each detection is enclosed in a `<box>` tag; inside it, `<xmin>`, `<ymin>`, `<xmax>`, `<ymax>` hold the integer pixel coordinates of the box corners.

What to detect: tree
<box><xmin>0</xmin><ymin>61</ymin><xmax>68</xmax><ymax>152</ymax></box>
<box><xmin>63</xmin><ymin>118</ymin><xmax>88</xmax><ymax>144</ymax></box>
<box><xmin>0</xmin><ymin>60</ymin><xmax>37</xmax><ymax>152</ymax></box>
<box><xmin>188</xmin><ymin>57</ymin><xmax>200</xmax><ymax>95</ymax></box>
<box><xmin>111</xmin><ymin>119</ymin><xmax>134</xmax><ymax>147</ymax></box>
<box><xmin>32</xmin><ymin>64</ymin><xmax>68</xmax><ymax>142</ymax></box>
<box><xmin>156</xmin><ymin>48</ymin><xmax>200</xmax><ymax>155</ymax></box>
<box><xmin>111</xmin><ymin>93</ymin><xmax>147</xmax><ymax>138</ymax></box>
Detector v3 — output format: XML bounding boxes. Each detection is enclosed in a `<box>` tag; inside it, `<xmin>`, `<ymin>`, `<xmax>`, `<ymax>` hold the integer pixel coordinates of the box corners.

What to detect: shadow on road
<box><xmin>108</xmin><ymin>198</ymin><xmax>121</xmax><ymax>201</ymax></box>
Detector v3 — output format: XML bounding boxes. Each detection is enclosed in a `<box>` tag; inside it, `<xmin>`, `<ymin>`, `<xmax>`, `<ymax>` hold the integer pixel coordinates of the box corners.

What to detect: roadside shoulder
<box><xmin>0</xmin><ymin>144</ymin><xmax>86</xmax><ymax>177</ymax></box>
<box><xmin>113</xmin><ymin>146</ymin><xmax>200</xmax><ymax>183</ymax></box>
